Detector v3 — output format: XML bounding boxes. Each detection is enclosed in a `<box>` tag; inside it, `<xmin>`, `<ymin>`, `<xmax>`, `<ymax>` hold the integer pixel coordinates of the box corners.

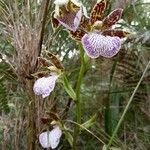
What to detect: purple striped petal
<box><xmin>99</xmin><ymin>36</ymin><xmax>121</xmax><ymax>58</ymax></box>
<box><xmin>81</xmin><ymin>31</ymin><xmax>121</xmax><ymax>58</ymax></box>
<box><xmin>82</xmin><ymin>33</ymin><xmax>100</xmax><ymax>58</ymax></box>
<box><xmin>55</xmin><ymin>6</ymin><xmax>83</xmax><ymax>32</ymax></box>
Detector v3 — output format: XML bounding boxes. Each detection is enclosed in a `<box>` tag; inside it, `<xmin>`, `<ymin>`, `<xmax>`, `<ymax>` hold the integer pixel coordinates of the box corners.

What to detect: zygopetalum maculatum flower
<box><xmin>62</xmin><ymin>0</ymin><xmax>130</xmax><ymax>58</ymax></box>
<box><xmin>32</xmin><ymin>52</ymin><xmax>64</xmax><ymax>98</ymax></box>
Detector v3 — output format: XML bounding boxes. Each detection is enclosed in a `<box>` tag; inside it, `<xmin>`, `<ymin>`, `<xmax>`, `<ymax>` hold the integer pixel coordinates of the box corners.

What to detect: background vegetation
<box><xmin>0</xmin><ymin>0</ymin><xmax>150</xmax><ymax>149</ymax></box>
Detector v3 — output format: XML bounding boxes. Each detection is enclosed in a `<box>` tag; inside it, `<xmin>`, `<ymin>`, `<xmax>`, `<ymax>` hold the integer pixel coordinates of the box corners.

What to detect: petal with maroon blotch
<box><xmin>102</xmin><ymin>30</ymin><xmax>130</xmax><ymax>38</ymax></box>
<box><xmin>55</xmin><ymin>6</ymin><xmax>83</xmax><ymax>32</ymax></box>
<box><xmin>40</xmin><ymin>117</ymin><xmax>52</xmax><ymax>124</ymax></box>
<box><xmin>51</xmin><ymin>12</ymin><xmax>60</xmax><ymax>29</ymax></box>
<box><xmin>90</xmin><ymin>0</ymin><xmax>107</xmax><ymax>25</ymax></box>
<box><xmin>46</xmin><ymin>52</ymin><xmax>64</xmax><ymax>71</ymax></box>
<box><xmin>79</xmin><ymin>15</ymin><xmax>90</xmax><ymax>30</ymax></box>
<box><xmin>69</xmin><ymin>29</ymin><xmax>86</xmax><ymax>41</ymax></box>
<box><xmin>33</xmin><ymin>71</ymin><xmax>49</xmax><ymax>78</ymax></box>
<box><xmin>102</xmin><ymin>8</ymin><xmax>123</xmax><ymax>29</ymax></box>
<box><xmin>38</xmin><ymin>57</ymin><xmax>50</xmax><ymax>67</ymax></box>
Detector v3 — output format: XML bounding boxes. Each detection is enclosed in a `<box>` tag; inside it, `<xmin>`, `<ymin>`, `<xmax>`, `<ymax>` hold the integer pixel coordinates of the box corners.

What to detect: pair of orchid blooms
<box><xmin>34</xmin><ymin>0</ymin><xmax>129</xmax><ymax>149</ymax></box>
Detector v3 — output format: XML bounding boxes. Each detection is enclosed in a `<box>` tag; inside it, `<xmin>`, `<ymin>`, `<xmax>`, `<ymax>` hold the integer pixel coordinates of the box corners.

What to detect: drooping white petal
<box><xmin>33</xmin><ymin>74</ymin><xmax>58</xmax><ymax>98</ymax></box>
<box><xmin>82</xmin><ymin>31</ymin><xmax>121</xmax><ymax>58</ymax></box>
<box><xmin>49</xmin><ymin>126</ymin><xmax>62</xmax><ymax>149</ymax></box>
<box><xmin>39</xmin><ymin>126</ymin><xmax>62</xmax><ymax>149</ymax></box>
<box><xmin>39</xmin><ymin>131</ymin><xmax>51</xmax><ymax>148</ymax></box>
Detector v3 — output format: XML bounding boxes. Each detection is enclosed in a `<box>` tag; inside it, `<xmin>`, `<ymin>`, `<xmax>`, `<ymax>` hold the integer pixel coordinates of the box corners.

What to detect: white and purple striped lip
<box><xmin>55</xmin><ymin>6</ymin><xmax>83</xmax><ymax>32</ymax></box>
<box><xmin>39</xmin><ymin>126</ymin><xmax>62</xmax><ymax>149</ymax></box>
<box><xmin>82</xmin><ymin>31</ymin><xmax>121</xmax><ymax>58</ymax></box>
<box><xmin>33</xmin><ymin>74</ymin><xmax>58</xmax><ymax>98</ymax></box>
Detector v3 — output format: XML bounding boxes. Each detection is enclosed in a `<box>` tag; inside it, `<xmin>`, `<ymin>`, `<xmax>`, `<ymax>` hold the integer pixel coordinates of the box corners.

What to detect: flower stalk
<box><xmin>73</xmin><ymin>42</ymin><xmax>86</xmax><ymax>149</ymax></box>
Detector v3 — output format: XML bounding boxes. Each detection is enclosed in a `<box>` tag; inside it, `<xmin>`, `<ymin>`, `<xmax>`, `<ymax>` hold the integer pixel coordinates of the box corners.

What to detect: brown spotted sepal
<box><xmin>38</xmin><ymin>57</ymin><xmax>50</xmax><ymax>68</ymax></box>
<box><xmin>41</xmin><ymin>117</ymin><xmax>52</xmax><ymax>124</ymax></box>
<box><xmin>32</xmin><ymin>71</ymin><xmax>50</xmax><ymax>78</ymax></box>
<box><xmin>68</xmin><ymin>0</ymin><xmax>80</xmax><ymax>11</ymax></box>
<box><xmin>54</xmin><ymin>0</ymin><xmax>83</xmax><ymax>32</ymax></box>
<box><xmin>102</xmin><ymin>8</ymin><xmax>123</xmax><ymax>30</ymax></box>
<box><xmin>69</xmin><ymin>29</ymin><xmax>86</xmax><ymax>41</ymax></box>
<box><xmin>80</xmin><ymin>15</ymin><xmax>90</xmax><ymax>31</ymax></box>
<box><xmin>51</xmin><ymin>12</ymin><xmax>60</xmax><ymax>29</ymax></box>
<box><xmin>46</xmin><ymin>52</ymin><xmax>64</xmax><ymax>71</ymax></box>
<box><xmin>40</xmin><ymin>112</ymin><xmax>60</xmax><ymax>125</ymax></box>
<box><xmin>102</xmin><ymin>30</ymin><xmax>130</xmax><ymax>38</ymax></box>
<box><xmin>90</xmin><ymin>0</ymin><xmax>107</xmax><ymax>25</ymax></box>
<box><xmin>46</xmin><ymin>111</ymin><xmax>60</xmax><ymax>122</ymax></box>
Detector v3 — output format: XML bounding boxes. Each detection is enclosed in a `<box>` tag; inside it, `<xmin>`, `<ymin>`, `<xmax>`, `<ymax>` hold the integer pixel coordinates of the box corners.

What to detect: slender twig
<box><xmin>26</xmin><ymin>79</ymin><xmax>37</xmax><ymax>150</ymax></box>
<box><xmin>106</xmin><ymin>61</ymin><xmax>150</xmax><ymax>149</ymax></box>
<box><xmin>38</xmin><ymin>0</ymin><xmax>51</xmax><ymax>56</ymax></box>
<box><xmin>67</xmin><ymin>120</ymin><xmax>106</xmax><ymax>145</ymax></box>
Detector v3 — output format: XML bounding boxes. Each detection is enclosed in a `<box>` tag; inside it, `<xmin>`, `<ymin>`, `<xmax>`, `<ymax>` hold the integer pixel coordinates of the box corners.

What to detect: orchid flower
<box><xmin>69</xmin><ymin>0</ymin><xmax>130</xmax><ymax>58</ymax></box>
<box><xmin>53</xmin><ymin>0</ymin><xmax>84</xmax><ymax>32</ymax></box>
<box><xmin>33</xmin><ymin>73</ymin><xmax>58</xmax><ymax>98</ymax></box>
<box><xmin>39</xmin><ymin>126</ymin><xmax>62</xmax><ymax>149</ymax></box>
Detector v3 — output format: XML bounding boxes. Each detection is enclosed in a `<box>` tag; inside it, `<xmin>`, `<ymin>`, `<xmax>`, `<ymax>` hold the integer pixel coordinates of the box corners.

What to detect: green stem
<box><xmin>73</xmin><ymin>42</ymin><xmax>85</xmax><ymax>149</ymax></box>
<box><xmin>26</xmin><ymin>79</ymin><xmax>36</xmax><ymax>150</ymax></box>
<box><xmin>106</xmin><ymin>61</ymin><xmax>150</xmax><ymax>149</ymax></box>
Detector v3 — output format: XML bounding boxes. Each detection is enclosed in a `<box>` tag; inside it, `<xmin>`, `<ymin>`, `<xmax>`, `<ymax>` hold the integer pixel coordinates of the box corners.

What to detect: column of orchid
<box><xmin>33</xmin><ymin>0</ymin><xmax>129</xmax><ymax>149</ymax></box>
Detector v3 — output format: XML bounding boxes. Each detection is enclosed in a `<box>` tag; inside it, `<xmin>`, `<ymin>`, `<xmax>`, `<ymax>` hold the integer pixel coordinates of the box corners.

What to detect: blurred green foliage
<box><xmin>0</xmin><ymin>0</ymin><xmax>150</xmax><ymax>149</ymax></box>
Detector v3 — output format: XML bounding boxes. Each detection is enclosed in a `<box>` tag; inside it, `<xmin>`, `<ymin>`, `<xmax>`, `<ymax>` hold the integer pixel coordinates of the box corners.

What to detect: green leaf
<box><xmin>61</xmin><ymin>75</ymin><xmax>76</xmax><ymax>101</ymax></box>
<box><xmin>81</xmin><ymin>114</ymin><xmax>97</xmax><ymax>130</ymax></box>
<box><xmin>63</xmin><ymin>126</ymin><xmax>73</xmax><ymax>147</ymax></box>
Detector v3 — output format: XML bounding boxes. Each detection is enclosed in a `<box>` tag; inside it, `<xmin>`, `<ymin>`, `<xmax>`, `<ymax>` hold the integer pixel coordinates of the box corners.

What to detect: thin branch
<box><xmin>38</xmin><ymin>0</ymin><xmax>51</xmax><ymax>56</ymax></box>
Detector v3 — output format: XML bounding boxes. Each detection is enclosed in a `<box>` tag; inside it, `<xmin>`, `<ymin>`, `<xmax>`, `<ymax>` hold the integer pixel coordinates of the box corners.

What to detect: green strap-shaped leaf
<box><xmin>61</xmin><ymin>75</ymin><xmax>76</xmax><ymax>101</ymax></box>
<box><xmin>81</xmin><ymin>114</ymin><xmax>97</xmax><ymax>130</ymax></box>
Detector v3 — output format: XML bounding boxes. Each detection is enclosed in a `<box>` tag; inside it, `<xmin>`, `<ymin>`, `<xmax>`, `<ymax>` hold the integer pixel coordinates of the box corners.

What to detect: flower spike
<box><xmin>102</xmin><ymin>8</ymin><xmax>123</xmax><ymax>29</ymax></box>
<box><xmin>90</xmin><ymin>0</ymin><xmax>107</xmax><ymax>25</ymax></box>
